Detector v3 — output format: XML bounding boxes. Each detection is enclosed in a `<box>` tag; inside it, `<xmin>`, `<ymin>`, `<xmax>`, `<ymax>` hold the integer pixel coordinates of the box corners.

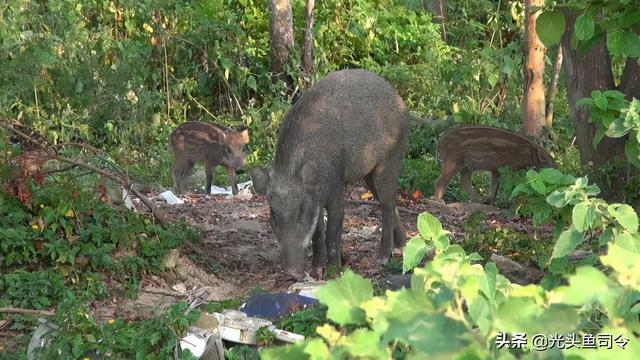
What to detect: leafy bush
<box><xmin>262</xmin><ymin>171</ymin><xmax>640</xmax><ymax>358</ymax></box>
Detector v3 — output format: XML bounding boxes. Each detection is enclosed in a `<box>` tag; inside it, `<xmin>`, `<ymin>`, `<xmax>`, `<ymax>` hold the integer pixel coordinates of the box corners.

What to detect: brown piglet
<box><xmin>169</xmin><ymin>121</ymin><xmax>249</xmax><ymax>195</ymax></box>
<box><xmin>434</xmin><ymin>125</ymin><xmax>555</xmax><ymax>203</ymax></box>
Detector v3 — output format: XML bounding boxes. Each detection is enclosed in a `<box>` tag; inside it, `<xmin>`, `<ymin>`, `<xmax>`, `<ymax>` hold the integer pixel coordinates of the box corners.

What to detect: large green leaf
<box><xmin>536</xmin><ymin>11</ymin><xmax>566</xmax><ymax>47</ymax></box>
<box><xmin>607</xmin><ymin>204</ymin><xmax>639</xmax><ymax>233</ymax></box>
<box><xmin>575</xmin><ymin>13</ymin><xmax>595</xmax><ymax>41</ymax></box>
<box><xmin>417</xmin><ymin>212</ymin><xmax>445</xmax><ymax>240</ymax></box>
<box><xmin>551</xmin><ymin>226</ymin><xmax>584</xmax><ymax>259</ymax></box>
<box><xmin>315</xmin><ymin>269</ymin><xmax>373</xmax><ymax>325</ymax></box>
<box><xmin>572</xmin><ymin>201</ymin><xmax>597</xmax><ymax>232</ymax></box>
<box><xmin>402</xmin><ymin>235</ymin><xmax>428</xmax><ymax>273</ymax></box>
<box><xmin>495</xmin><ymin>298</ymin><xmax>578</xmax><ymax>334</ymax></box>
<box><xmin>383</xmin><ymin>313</ymin><xmax>472</xmax><ymax>355</ymax></box>
<box><xmin>624</xmin><ymin>138</ymin><xmax>640</xmax><ymax>169</ymax></box>
<box><xmin>337</xmin><ymin>328</ymin><xmax>389</xmax><ymax>359</ymax></box>
<box><xmin>553</xmin><ymin>266</ymin><xmax>611</xmax><ymax>305</ymax></box>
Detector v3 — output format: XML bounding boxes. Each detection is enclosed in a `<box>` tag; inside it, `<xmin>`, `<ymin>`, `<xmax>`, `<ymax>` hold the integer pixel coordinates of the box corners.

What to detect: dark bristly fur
<box><xmin>251</xmin><ymin>69</ymin><xmax>410</xmax><ymax>279</ymax></box>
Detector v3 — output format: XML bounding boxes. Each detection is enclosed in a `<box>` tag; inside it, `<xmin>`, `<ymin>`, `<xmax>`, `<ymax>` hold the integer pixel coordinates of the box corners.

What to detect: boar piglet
<box><xmin>434</xmin><ymin>125</ymin><xmax>555</xmax><ymax>203</ymax></box>
<box><xmin>169</xmin><ymin>121</ymin><xmax>249</xmax><ymax>195</ymax></box>
<box><xmin>252</xmin><ymin>68</ymin><xmax>410</xmax><ymax>280</ymax></box>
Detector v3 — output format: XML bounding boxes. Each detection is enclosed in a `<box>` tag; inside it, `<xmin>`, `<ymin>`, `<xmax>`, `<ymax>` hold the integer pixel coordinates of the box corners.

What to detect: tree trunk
<box><xmin>302</xmin><ymin>0</ymin><xmax>315</xmax><ymax>87</ymax></box>
<box><xmin>619</xmin><ymin>57</ymin><xmax>640</xmax><ymax>100</ymax></box>
<box><xmin>422</xmin><ymin>0</ymin><xmax>447</xmax><ymax>43</ymax></box>
<box><xmin>268</xmin><ymin>0</ymin><xmax>295</xmax><ymax>88</ymax></box>
<box><xmin>522</xmin><ymin>0</ymin><xmax>546</xmax><ymax>137</ymax></box>
<box><xmin>545</xmin><ymin>46</ymin><xmax>563</xmax><ymax>127</ymax></box>
<box><xmin>560</xmin><ymin>9</ymin><xmax>625</xmax><ymax>167</ymax></box>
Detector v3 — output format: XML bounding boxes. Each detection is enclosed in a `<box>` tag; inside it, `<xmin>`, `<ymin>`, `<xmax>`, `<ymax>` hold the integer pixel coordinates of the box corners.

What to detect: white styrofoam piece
<box><xmin>180</xmin><ymin>333</ymin><xmax>208</xmax><ymax>357</ymax></box>
<box><xmin>122</xmin><ymin>188</ymin><xmax>137</xmax><ymax>211</ymax></box>
<box><xmin>272</xmin><ymin>328</ymin><xmax>305</xmax><ymax>343</ymax></box>
<box><xmin>209</xmin><ymin>180</ymin><xmax>253</xmax><ymax>196</ymax></box>
<box><xmin>159</xmin><ymin>190</ymin><xmax>184</xmax><ymax>205</ymax></box>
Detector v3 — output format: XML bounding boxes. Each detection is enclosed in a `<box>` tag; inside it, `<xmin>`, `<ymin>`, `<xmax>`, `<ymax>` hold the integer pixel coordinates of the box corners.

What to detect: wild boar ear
<box><xmin>221</xmin><ymin>130</ymin><xmax>228</xmax><ymax>141</ymax></box>
<box><xmin>251</xmin><ymin>167</ymin><xmax>269</xmax><ymax>195</ymax></box>
<box><xmin>241</xmin><ymin>129</ymin><xmax>250</xmax><ymax>144</ymax></box>
<box><xmin>300</xmin><ymin>162</ymin><xmax>318</xmax><ymax>192</ymax></box>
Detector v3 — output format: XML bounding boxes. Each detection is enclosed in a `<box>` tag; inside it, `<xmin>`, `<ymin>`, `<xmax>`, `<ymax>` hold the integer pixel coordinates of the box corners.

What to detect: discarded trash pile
<box><xmin>27</xmin><ymin>281</ymin><xmax>325</xmax><ymax>359</ymax></box>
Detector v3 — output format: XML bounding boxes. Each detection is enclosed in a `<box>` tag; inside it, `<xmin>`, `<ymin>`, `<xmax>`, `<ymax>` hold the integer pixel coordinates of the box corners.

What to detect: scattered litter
<box><xmin>179</xmin><ymin>325</ymin><xmax>224</xmax><ymax>360</ymax></box>
<box><xmin>239</xmin><ymin>293</ymin><xmax>319</xmax><ymax>319</ymax></box>
<box><xmin>28</xmin><ymin>318</ymin><xmax>99</xmax><ymax>359</ymax></box>
<box><xmin>172</xmin><ymin>283</ymin><xmax>187</xmax><ymax>294</ymax></box>
<box><xmin>122</xmin><ymin>188</ymin><xmax>137</xmax><ymax>211</ymax></box>
<box><xmin>209</xmin><ymin>180</ymin><xmax>253</xmax><ymax>196</ymax></box>
<box><xmin>163</xmin><ymin>248</ymin><xmax>181</xmax><ymax>269</ymax></box>
<box><xmin>159</xmin><ymin>190</ymin><xmax>185</xmax><ymax>205</ymax></box>
<box><xmin>212</xmin><ymin>310</ymin><xmax>304</xmax><ymax>345</ymax></box>
<box><xmin>235</xmin><ymin>187</ymin><xmax>253</xmax><ymax>201</ymax></box>
<box><xmin>288</xmin><ymin>281</ymin><xmax>326</xmax><ymax>299</ymax></box>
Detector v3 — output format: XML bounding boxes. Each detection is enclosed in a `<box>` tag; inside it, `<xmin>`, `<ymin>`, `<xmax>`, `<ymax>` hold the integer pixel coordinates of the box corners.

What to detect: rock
<box><xmin>490</xmin><ymin>254</ymin><xmax>544</xmax><ymax>285</ymax></box>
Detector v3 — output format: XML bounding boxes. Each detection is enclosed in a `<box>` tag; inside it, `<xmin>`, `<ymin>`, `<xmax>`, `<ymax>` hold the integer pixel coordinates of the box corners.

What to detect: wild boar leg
<box><xmin>434</xmin><ymin>158</ymin><xmax>459</xmax><ymax>201</ymax></box>
<box><xmin>489</xmin><ymin>170</ymin><xmax>500</xmax><ymax>203</ymax></box>
<box><xmin>366</xmin><ymin>168</ymin><xmax>400</xmax><ymax>264</ymax></box>
<box><xmin>325</xmin><ymin>190</ymin><xmax>345</xmax><ymax>267</ymax></box>
<box><xmin>365</xmin><ymin>174</ymin><xmax>406</xmax><ymax>250</ymax></box>
<box><xmin>393</xmin><ymin>209</ymin><xmax>406</xmax><ymax>248</ymax></box>
<box><xmin>459</xmin><ymin>167</ymin><xmax>479</xmax><ymax>201</ymax></box>
<box><xmin>171</xmin><ymin>158</ymin><xmax>194</xmax><ymax>195</ymax></box>
<box><xmin>311</xmin><ymin>207</ymin><xmax>327</xmax><ymax>270</ymax></box>
<box><xmin>204</xmin><ymin>161</ymin><xmax>215</xmax><ymax>194</ymax></box>
<box><xmin>226</xmin><ymin>167</ymin><xmax>239</xmax><ymax>195</ymax></box>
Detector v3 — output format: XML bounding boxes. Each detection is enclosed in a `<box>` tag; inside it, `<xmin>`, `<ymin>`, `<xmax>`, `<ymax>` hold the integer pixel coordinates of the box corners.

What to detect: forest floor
<box><xmin>83</xmin><ymin>184</ymin><xmax>553</xmax><ymax>324</ymax></box>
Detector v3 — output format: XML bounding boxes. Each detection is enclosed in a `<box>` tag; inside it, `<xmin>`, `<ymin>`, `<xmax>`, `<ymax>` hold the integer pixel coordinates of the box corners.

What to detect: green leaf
<box><xmin>554</xmin><ymin>266</ymin><xmax>611</xmax><ymax>305</ymax></box>
<box><xmin>624</xmin><ymin>139</ymin><xmax>640</xmax><ymax>169</ymax></box>
<box><xmin>538</xmin><ymin>168</ymin><xmax>572</xmax><ymax>185</ymax></box>
<box><xmin>593</xmin><ymin>125</ymin><xmax>606</xmax><ymax>147</ymax></box>
<box><xmin>608</xmin><ymin>31</ymin><xmax>625</xmax><ymax>57</ymax></box>
<box><xmin>572</xmin><ymin>201</ymin><xmax>596</xmax><ymax>231</ymax></box>
<box><xmin>598</xmin><ymin>227</ymin><xmax>614</xmax><ymax>246</ymax></box>
<box><xmin>607</xmin><ymin>204</ymin><xmax>639</xmax><ymax>233</ymax></box>
<box><xmin>593</xmin><ymin>92</ymin><xmax>608</xmax><ymax>111</ymax></box>
<box><xmin>536</xmin><ymin>11</ymin><xmax>566</xmax><ymax>47</ymax></box>
<box><xmin>551</xmin><ymin>226</ymin><xmax>584</xmax><ymax>259</ymax></box>
<box><xmin>496</xmin><ymin>298</ymin><xmax>578</xmax><ymax>334</ymax></box>
<box><xmin>303</xmin><ymin>338</ymin><xmax>331</xmax><ymax>360</ymax></box>
<box><xmin>315</xmin><ymin>269</ymin><xmax>372</xmax><ymax>325</ymax></box>
<box><xmin>246</xmin><ymin>75</ymin><xmax>258</xmax><ymax>91</ymax></box>
<box><xmin>260</xmin><ymin>341</ymin><xmax>309</xmax><ymax>360</ymax></box>
<box><xmin>417</xmin><ymin>212</ymin><xmax>445</xmax><ymax>240</ymax></box>
<box><xmin>402</xmin><ymin>236</ymin><xmax>428</xmax><ymax>273</ymax></box>
<box><xmin>479</xmin><ymin>262</ymin><xmax>497</xmax><ymax>301</ymax></box>
<box><xmin>606</xmin><ymin>118</ymin><xmax>631</xmax><ymax>138</ymax></box>
<box><xmin>383</xmin><ymin>313</ymin><xmax>471</xmax><ymax>355</ymax></box>
<box><xmin>574</xmin><ymin>13</ymin><xmax>594</xmax><ymax>41</ymax></box>
<box><xmin>624</xmin><ymin>31</ymin><xmax>640</xmax><ymax>58</ymax></box>
<box><xmin>337</xmin><ymin>328</ymin><xmax>389</xmax><ymax>359</ymax></box>
<box><xmin>576</xmin><ymin>97</ymin><xmax>593</xmax><ymax>107</ymax></box>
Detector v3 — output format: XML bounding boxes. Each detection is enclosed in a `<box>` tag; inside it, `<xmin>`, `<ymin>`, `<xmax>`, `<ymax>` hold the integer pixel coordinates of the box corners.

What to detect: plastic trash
<box><xmin>212</xmin><ymin>310</ymin><xmax>304</xmax><ymax>345</ymax></box>
<box><xmin>209</xmin><ymin>180</ymin><xmax>253</xmax><ymax>196</ymax></box>
<box><xmin>122</xmin><ymin>188</ymin><xmax>137</xmax><ymax>211</ymax></box>
<box><xmin>179</xmin><ymin>325</ymin><xmax>225</xmax><ymax>360</ymax></box>
<box><xmin>287</xmin><ymin>281</ymin><xmax>326</xmax><ymax>300</ymax></box>
<box><xmin>159</xmin><ymin>190</ymin><xmax>185</xmax><ymax>205</ymax></box>
<box><xmin>239</xmin><ymin>293</ymin><xmax>318</xmax><ymax>319</ymax></box>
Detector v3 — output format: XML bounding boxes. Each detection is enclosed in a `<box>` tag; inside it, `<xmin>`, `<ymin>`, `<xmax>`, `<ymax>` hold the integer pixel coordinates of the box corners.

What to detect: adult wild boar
<box><xmin>252</xmin><ymin>69</ymin><xmax>410</xmax><ymax>279</ymax></box>
<box><xmin>434</xmin><ymin>125</ymin><xmax>555</xmax><ymax>203</ymax></box>
<box><xmin>169</xmin><ymin>121</ymin><xmax>249</xmax><ymax>195</ymax></box>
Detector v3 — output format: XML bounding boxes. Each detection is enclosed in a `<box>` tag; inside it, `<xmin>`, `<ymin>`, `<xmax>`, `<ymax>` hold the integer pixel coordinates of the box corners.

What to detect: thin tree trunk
<box><xmin>545</xmin><ymin>46</ymin><xmax>563</xmax><ymax>127</ymax></box>
<box><xmin>560</xmin><ymin>9</ymin><xmax>624</xmax><ymax>167</ymax></box>
<box><xmin>268</xmin><ymin>0</ymin><xmax>295</xmax><ymax>88</ymax></box>
<box><xmin>619</xmin><ymin>57</ymin><xmax>640</xmax><ymax>100</ymax></box>
<box><xmin>302</xmin><ymin>0</ymin><xmax>315</xmax><ymax>87</ymax></box>
<box><xmin>522</xmin><ymin>0</ymin><xmax>546</xmax><ymax>137</ymax></box>
<box><xmin>422</xmin><ymin>0</ymin><xmax>447</xmax><ymax>43</ymax></box>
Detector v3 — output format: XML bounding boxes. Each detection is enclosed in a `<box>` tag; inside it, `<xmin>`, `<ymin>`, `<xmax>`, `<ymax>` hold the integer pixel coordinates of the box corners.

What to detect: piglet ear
<box><xmin>241</xmin><ymin>129</ymin><xmax>250</xmax><ymax>144</ymax></box>
<box><xmin>300</xmin><ymin>162</ymin><xmax>318</xmax><ymax>192</ymax></box>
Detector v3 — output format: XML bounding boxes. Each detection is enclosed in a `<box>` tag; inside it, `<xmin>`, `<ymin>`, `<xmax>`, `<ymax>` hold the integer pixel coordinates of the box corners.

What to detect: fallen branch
<box><xmin>0</xmin><ymin>307</ymin><xmax>55</xmax><ymax>317</ymax></box>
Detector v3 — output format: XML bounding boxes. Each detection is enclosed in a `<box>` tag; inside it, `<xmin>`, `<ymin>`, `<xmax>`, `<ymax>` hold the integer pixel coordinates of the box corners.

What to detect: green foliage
<box><xmin>509</xmin><ymin>168</ymin><xmax>577</xmax><ymax>226</ymax></box>
<box><xmin>536</xmin><ymin>11</ymin><xmax>566</xmax><ymax>47</ymax></box>
<box><xmin>34</xmin><ymin>297</ymin><xmax>200</xmax><ymax>359</ymax></box>
<box><xmin>277</xmin><ymin>305</ymin><xmax>328</xmax><ymax>338</ymax></box>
